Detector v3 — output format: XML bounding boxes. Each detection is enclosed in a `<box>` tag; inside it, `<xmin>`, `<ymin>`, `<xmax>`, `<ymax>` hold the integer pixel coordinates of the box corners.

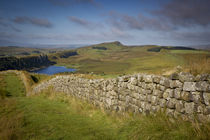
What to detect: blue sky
<box><xmin>0</xmin><ymin>0</ymin><xmax>210</xmax><ymax>46</ymax></box>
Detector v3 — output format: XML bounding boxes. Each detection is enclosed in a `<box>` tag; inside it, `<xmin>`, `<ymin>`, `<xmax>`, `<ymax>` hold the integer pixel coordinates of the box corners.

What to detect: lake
<box><xmin>33</xmin><ymin>65</ymin><xmax>76</xmax><ymax>75</ymax></box>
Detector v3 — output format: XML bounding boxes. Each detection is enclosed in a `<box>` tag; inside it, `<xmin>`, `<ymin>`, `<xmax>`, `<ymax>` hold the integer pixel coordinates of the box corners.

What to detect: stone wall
<box><xmin>32</xmin><ymin>72</ymin><xmax>210</xmax><ymax>121</ymax></box>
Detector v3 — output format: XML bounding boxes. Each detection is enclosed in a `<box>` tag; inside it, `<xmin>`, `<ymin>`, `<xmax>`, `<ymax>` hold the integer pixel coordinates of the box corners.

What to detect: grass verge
<box><xmin>1</xmin><ymin>90</ymin><xmax>209</xmax><ymax>140</ymax></box>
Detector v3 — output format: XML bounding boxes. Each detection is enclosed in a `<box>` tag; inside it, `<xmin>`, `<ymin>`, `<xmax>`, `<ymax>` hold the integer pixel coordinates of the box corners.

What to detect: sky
<box><xmin>0</xmin><ymin>0</ymin><xmax>210</xmax><ymax>46</ymax></box>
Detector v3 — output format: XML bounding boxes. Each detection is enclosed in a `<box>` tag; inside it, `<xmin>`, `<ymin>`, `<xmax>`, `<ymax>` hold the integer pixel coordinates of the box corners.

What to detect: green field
<box><xmin>0</xmin><ymin>72</ymin><xmax>210</xmax><ymax>140</ymax></box>
<box><xmin>51</xmin><ymin>42</ymin><xmax>210</xmax><ymax>76</ymax></box>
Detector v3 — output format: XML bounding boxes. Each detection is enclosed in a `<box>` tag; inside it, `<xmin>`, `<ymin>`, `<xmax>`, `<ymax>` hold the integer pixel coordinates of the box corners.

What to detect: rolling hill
<box><xmin>51</xmin><ymin>41</ymin><xmax>210</xmax><ymax>76</ymax></box>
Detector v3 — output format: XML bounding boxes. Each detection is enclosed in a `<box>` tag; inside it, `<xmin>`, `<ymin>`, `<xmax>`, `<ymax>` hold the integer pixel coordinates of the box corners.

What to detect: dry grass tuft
<box><xmin>184</xmin><ymin>54</ymin><xmax>210</xmax><ymax>75</ymax></box>
<box><xmin>0</xmin><ymin>99</ymin><xmax>24</xmax><ymax>140</ymax></box>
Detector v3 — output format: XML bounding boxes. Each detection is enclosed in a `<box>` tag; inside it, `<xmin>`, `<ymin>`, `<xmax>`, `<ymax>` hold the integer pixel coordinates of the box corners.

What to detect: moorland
<box><xmin>0</xmin><ymin>41</ymin><xmax>210</xmax><ymax>140</ymax></box>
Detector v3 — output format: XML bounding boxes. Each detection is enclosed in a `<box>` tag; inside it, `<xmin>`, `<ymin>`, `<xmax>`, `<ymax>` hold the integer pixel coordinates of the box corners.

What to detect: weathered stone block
<box><xmin>159</xmin><ymin>99</ymin><xmax>167</xmax><ymax>108</ymax></box>
<box><xmin>137</xmin><ymin>74</ymin><xmax>143</xmax><ymax>82</ymax></box>
<box><xmin>139</xmin><ymin>94</ymin><xmax>146</xmax><ymax>101</ymax></box>
<box><xmin>130</xmin><ymin>76</ymin><xmax>138</xmax><ymax>85</ymax></box>
<box><xmin>106</xmin><ymin>98</ymin><xmax>112</xmax><ymax>107</ymax></box>
<box><xmin>125</xmin><ymin>96</ymin><xmax>131</xmax><ymax>104</ymax></box>
<box><xmin>163</xmin><ymin>89</ymin><xmax>174</xmax><ymax>99</ymax></box>
<box><xmin>145</xmin><ymin>89</ymin><xmax>152</xmax><ymax>95</ymax></box>
<box><xmin>195</xmin><ymin>74</ymin><xmax>209</xmax><ymax>81</ymax></box>
<box><xmin>179</xmin><ymin>72</ymin><xmax>195</xmax><ymax>82</ymax></box>
<box><xmin>185</xmin><ymin>102</ymin><xmax>195</xmax><ymax>114</ymax></box>
<box><xmin>170</xmin><ymin>80</ymin><xmax>183</xmax><ymax>88</ymax></box>
<box><xmin>181</xmin><ymin>91</ymin><xmax>192</xmax><ymax>102</ymax></box>
<box><xmin>195</xmin><ymin>81</ymin><xmax>209</xmax><ymax>92</ymax></box>
<box><xmin>153</xmin><ymin>76</ymin><xmax>161</xmax><ymax>84</ymax></box>
<box><xmin>167</xmin><ymin>98</ymin><xmax>176</xmax><ymax>109</ymax></box>
<box><xmin>191</xmin><ymin>92</ymin><xmax>201</xmax><ymax>104</ymax></box>
<box><xmin>175</xmin><ymin>100</ymin><xmax>185</xmax><ymax>113</ymax></box>
<box><xmin>134</xmin><ymin>86</ymin><xmax>141</xmax><ymax>92</ymax></box>
<box><xmin>139</xmin><ymin>82</ymin><xmax>146</xmax><ymax>89</ymax></box>
<box><xmin>160</xmin><ymin>77</ymin><xmax>170</xmax><ymax>87</ymax></box>
<box><xmin>174</xmin><ymin>88</ymin><xmax>182</xmax><ymax>99</ymax></box>
<box><xmin>143</xmin><ymin>75</ymin><xmax>153</xmax><ymax>83</ymax></box>
<box><xmin>204</xmin><ymin>106</ymin><xmax>210</xmax><ymax>115</ymax></box>
<box><xmin>203</xmin><ymin>92</ymin><xmax>210</xmax><ymax>105</ymax></box>
<box><xmin>127</xmin><ymin>83</ymin><xmax>135</xmax><ymax>90</ymax></box>
<box><xmin>153</xmin><ymin>89</ymin><xmax>162</xmax><ymax>97</ymax></box>
<box><xmin>145</xmin><ymin>103</ymin><xmax>152</xmax><ymax>113</ymax></box>
<box><xmin>196</xmin><ymin>105</ymin><xmax>204</xmax><ymax>113</ymax></box>
<box><xmin>151</xmin><ymin>96</ymin><xmax>158</xmax><ymax>105</ymax></box>
<box><xmin>183</xmin><ymin>82</ymin><xmax>196</xmax><ymax>91</ymax></box>
<box><xmin>163</xmin><ymin>91</ymin><xmax>169</xmax><ymax>100</ymax></box>
<box><xmin>110</xmin><ymin>90</ymin><xmax>117</xmax><ymax>96</ymax></box>
<box><xmin>132</xmin><ymin>92</ymin><xmax>140</xmax><ymax>99</ymax></box>
<box><xmin>139</xmin><ymin>101</ymin><xmax>146</xmax><ymax>109</ymax></box>
<box><xmin>147</xmin><ymin>95</ymin><xmax>152</xmax><ymax>103</ymax></box>
<box><xmin>146</xmin><ymin>83</ymin><xmax>156</xmax><ymax>90</ymax></box>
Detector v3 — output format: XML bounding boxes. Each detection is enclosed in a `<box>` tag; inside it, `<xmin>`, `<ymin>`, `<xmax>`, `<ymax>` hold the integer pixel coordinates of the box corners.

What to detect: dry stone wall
<box><xmin>32</xmin><ymin>72</ymin><xmax>210</xmax><ymax>121</ymax></box>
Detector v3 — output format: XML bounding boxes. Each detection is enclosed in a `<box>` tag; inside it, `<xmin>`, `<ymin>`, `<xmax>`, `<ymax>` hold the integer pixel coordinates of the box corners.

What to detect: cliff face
<box><xmin>0</xmin><ymin>55</ymin><xmax>55</xmax><ymax>71</ymax></box>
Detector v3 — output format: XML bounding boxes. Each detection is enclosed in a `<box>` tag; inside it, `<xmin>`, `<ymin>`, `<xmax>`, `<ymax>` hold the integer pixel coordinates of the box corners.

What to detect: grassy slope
<box><xmin>53</xmin><ymin>42</ymin><xmax>210</xmax><ymax>76</ymax></box>
<box><xmin>0</xmin><ymin>72</ymin><xmax>210</xmax><ymax>140</ymax></box>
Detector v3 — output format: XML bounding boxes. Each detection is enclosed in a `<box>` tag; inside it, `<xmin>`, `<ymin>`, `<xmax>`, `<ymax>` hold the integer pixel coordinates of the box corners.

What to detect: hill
<box><xmin>51</xmin><ymin>41</ymin><xmax>210</xmax><ymax>76</ymax></box>
<box><xmin>1</xmin><ymin>41</ymin><xmax>209</xmax><ymax>76</ymax></box>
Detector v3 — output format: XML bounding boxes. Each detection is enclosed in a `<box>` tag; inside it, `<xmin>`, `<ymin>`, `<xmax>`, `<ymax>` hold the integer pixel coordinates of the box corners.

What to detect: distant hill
<box><xmin>188</xmin><ymin>44</ymin><xmax>210</xmax><ymax>50</ymax></box>
<box><xmin>0</xmin><ymin>41</ymin><xmax>210</xmax><ymax>75</ymax></box>
<box><xmin>0</xmin><ymin>46</ymin><xmax>48</xmax><ymax>57</ymax></box>
<box><xmin>28</xmin><ymin>44</ymin><xmax>89</xmax><ymax>49</ymax></box>
<box><xmin>147</xmin><ymin>46</ymin><xmax>196</xmax><ymax>52</ymax></box>
<box><xmin>49</xmin><ymin>41</ymin><xmax>210</xmax><ymax>75</ymax></box>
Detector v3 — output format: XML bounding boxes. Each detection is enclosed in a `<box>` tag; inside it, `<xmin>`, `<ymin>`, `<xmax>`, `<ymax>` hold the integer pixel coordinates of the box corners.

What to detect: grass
<box><xmin>0</xmin><ymin>72</ymin><xmax>25</xmax><ymax>98</ymax></box>
<box><xmin>169</xmin><ymin>50</ymin><xmax>209</xmax><ymax>54</ymax></box>
<box><xmin>181</xmin><ymin>54</ymin><xmax>210</xmax><ymax>75</ymax></box>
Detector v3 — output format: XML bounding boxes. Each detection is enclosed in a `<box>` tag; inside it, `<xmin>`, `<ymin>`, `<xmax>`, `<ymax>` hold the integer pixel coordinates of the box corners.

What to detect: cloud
<box><xmin>101</xmin><ymin>28</ymin><xmax>133</xmax><ymax>39</ymax></box>
<box><xmin>0</xmin><ymin>17</ymin><xmax>21</xmax><ymax>32</ymax></box>
<box><xmin>107</xmin><ymin>11</ymin><xmax>173</xmax><ymax>31</ymax></box>
<box><xmin>69</xmin><ymin>16</ymin><xmax>103</xmax><ymax>29</ymax></box>
<box><xmin>0</xmin><ymin>32</ymin><xmax>20</xmax><ymax>40</ymax></box>
<box><xmin>13</xmin><ymin>16</ymin><xmax>52</xmax><ymax>28</ymax></box>
<box><xmin>48</xmin><ymin>0</ymin><xmax>99</xmax><ymax>7</ymax></box>
<box><xmin>69</xmin><ymin>16</ymin><xmax>91</xmax><ymax>27</ymax></box>
<box><xmin>153</xmin><ymin>0</ymin><xmax>210</xmax><ymax>27</ymax></box>
<box><xmin>172</xmin><ymin>31</ymin><xmax>210</xmax><ymax>44</ymax></box>
<box><xmin>122</xmin><ymin>15</ymin><xmax>143</xmax><ymax>30</ymax></box>
<box><xmin>27</xmin><ymin>27</ymin><xmax>133</xmax><ymax>43</ymax></box>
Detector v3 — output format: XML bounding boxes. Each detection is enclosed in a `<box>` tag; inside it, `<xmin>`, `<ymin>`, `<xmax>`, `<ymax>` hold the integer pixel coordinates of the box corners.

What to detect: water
<box><xmin>33</xmin><ymin>65</ymin><xmax>76</xmax><ymax>75</ymax></box>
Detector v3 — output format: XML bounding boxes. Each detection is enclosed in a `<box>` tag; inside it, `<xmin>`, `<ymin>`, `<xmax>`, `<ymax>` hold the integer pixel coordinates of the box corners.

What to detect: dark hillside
<box><xmin>0</xmin><ymin>55</ymin><xmax>55</xmax><ymax>71</ymax></box>
<box><xmin>147</xmin><ymin>46</ymin><xmax>196</xmax><ymax>52</ymax></box>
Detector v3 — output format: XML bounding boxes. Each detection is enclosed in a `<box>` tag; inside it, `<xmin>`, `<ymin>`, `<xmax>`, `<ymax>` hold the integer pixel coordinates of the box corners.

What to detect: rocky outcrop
<box><xmin>0</xmin><ymin>55</ymin><xmax>55</xmax><ymax>71</ymax></box>
<box><xmin>32</xmin><ymin>72</ymin><xmax>210</xmax><ymax>122</ymax></box>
